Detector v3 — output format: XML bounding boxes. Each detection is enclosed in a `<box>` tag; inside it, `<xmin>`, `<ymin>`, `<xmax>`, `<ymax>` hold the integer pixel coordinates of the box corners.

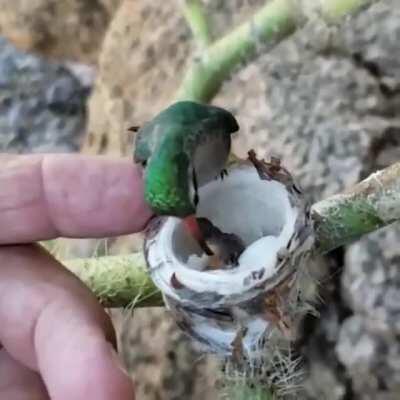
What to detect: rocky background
<box><xmin>2</xmin><ymin>0</ymin><xmax>400</xmax><ymax>399</ymax></box>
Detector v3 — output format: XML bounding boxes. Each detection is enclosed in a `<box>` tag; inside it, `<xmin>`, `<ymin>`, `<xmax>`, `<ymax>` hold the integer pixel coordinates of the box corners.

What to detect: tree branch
<box><xmin>65</xmin><ymin>253</ymin><xmax>163</xmax><ymax>308</ymax></box>
<box><xmin>175</xmin><ymin>0</ymin><xmax>378</xmax><ymax>102</ymax></box>
<box><xmin>224</xmin><ymin>383</ymin><xmax>276</xmax><ymax>400</ymax></box>
<box><xmin>312</xmin><ymin>161</ymin><xmax>400</xmax><ymax>254</ymax></box>
<box><xmin>180</xmin><ymin>0</ymin><xmax>212</xmax><ymax>48</ymax></box>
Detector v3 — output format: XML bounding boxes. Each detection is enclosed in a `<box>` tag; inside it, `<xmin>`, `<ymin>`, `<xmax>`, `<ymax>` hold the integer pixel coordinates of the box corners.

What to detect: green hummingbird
<box><xmin>132</xmin><ymin>101</ymin><xmax>239</xmax><ymax>255</ymax></box>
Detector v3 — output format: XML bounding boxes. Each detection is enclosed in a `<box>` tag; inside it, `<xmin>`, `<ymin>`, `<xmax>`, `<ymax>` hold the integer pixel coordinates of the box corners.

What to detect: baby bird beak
<box><xmin>183</xmin><ymin>215</ymin><xmax>214</xmax><ymax>256</ymax></box>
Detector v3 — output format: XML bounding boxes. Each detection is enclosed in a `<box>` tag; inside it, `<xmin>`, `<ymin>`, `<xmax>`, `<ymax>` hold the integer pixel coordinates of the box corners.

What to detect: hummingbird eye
<box><xmin>141</xmin><ymin>160</ymin><xmax>147</xmax><ymax>167</ymax></box>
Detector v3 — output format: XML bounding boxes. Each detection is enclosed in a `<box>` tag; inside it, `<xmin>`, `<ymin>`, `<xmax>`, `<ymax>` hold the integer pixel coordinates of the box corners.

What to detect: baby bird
<box><xmin>196</xmin><ymin>217</ymin><xmax>245</xmax><ymax>268</ymax></box>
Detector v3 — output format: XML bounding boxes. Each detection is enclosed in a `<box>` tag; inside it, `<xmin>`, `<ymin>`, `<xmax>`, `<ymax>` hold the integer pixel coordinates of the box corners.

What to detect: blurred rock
<box><xmin>113</xmin><ymin>308</ymin><xmax>219</xmax><ymax>400</ymax></box>
<box><xmin>337</xmin><ymin>315</ymin><xmax>400</xmax><ymax>400</ymax></box>
<box><xmin>0</xmin><ymin>0</ymin><xmax>122</xmax><ymax>64</ymax></box>
<box><xmin>219</xmin><ymin>12</ymin><xmax>400</xmax><ymax>203</ymax></box>
<box><xmin>305</xmin><ymin>360</ymin><xmax>346</xmax><ymax>400</ymax></box>
<box><xmin>298</xmin><ymin>250</ymin><xmax>351</xmax><ymax>400</ymax></box>
<box><xmin>83</xmin><ymin>0</ymin><xmax>193</xmax><ymax>156</ymax></box>
<box><xmin>336</xmin><ymin>316</ymin><xmax>377</xmax><ymax>375</ymax></box>
<box><xmin>0</xmin><ymin>37</ymin><xmax>92</xmax><ymax>153</ymax></box>
<box><xmin>341</xmin><ymin>1</ymin><xmax>400</xmax><ymax>84</ymax></box>
<box><xmin>343</xmin><ymin>226</ymin><xmax>400</xmax><ymax>336</ymax></box>
<box><xmin>204</xmin><ymin>0</ymin><xmax>265</xmax><ymax>38</ymax></box>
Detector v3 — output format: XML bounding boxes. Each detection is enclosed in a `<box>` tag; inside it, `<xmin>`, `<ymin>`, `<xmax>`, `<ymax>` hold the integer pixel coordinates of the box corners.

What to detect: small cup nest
<box><xmin>144</xmin><ymin>151</ymin><xmax>314</xmax><ymax>362</ymax></box>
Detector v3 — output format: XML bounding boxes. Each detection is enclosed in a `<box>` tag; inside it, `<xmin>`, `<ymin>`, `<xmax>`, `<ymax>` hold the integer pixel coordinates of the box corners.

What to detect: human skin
<box><xmin>0</xmin><ymin>154</ymin><xmax>153</xmax><ymax>399</ymax></box>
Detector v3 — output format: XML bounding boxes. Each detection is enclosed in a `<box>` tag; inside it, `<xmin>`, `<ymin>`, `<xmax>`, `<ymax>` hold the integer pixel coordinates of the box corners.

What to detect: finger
<box><xmin>0</xmin><ymin>245</ymin><xmax>135</xmax><ymax>400</ymax></box>
<box><xmin>0</xmin><ymin>349</ymin><xmax>49</xmax><ymax>400</ymax></box>
<box><xmin>0</xmin><ymin>154</ymin><xmax>152</xmax><ymax>244</ymax></box>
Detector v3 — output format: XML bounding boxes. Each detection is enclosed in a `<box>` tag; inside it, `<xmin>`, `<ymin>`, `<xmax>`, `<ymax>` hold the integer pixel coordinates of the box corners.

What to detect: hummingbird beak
<box><xmin>183</xmin><ymin>215</ymin><xmax>214</xmax><ymax>256</ymax></box>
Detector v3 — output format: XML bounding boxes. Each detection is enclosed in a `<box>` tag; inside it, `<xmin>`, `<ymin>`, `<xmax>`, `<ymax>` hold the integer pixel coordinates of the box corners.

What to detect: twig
<box><xmin>223</xmin><ymin>383</ymin><xmax>276</xmax><ymax>400</ymax></box>
<box><xmin>175</xmin><ymin>0</ymin><xmax>378</xmax><ymax>102</ymax></box>
<box><xmin>312</xmin><ymin>161</ymin><xmax>400</xmax><ymax>253</ymax></box>
<box><xmin>65</xmin><ymin>253</ymin><xmax>163</xmax><ymax>308</ymax></box>
<box><xmin>180</xmin><ymin>0</ymin><xmax>212</xmax><ymax>48</ymax></box>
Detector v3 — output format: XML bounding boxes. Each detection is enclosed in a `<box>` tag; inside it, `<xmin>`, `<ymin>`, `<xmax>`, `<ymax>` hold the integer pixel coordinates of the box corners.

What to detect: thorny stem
<box><xmin>320</xmin><ymin>0</ymin><xmax>374</xmax><ymax>19</ymax></box>
<box><xmin>176</xmin><ymin>0</ymin><xmax>296</xmax><ymax>102</ymax></box>
<box><xmin>65</xmin><ymin>253</ymin><xmax>163</xmax><ymax>308</ymax></box>
<box><xmin>180</xmin><ymin>0</ymin><xmax>212</xmax><ymax>47</ymax></box>
<box><xmin>175</xmin><ymin>0</ymin><xmax>378</xmax><ymax>102</ymax></box>
<box><xmin>312</xmin><ymin>161</ymin><xmax>400</xmax><ymax>253</ymax></box>
<box><xmin>223</xmin><ymin>384</ymin><xmax>276</xmax><ymax>400</ymax></box>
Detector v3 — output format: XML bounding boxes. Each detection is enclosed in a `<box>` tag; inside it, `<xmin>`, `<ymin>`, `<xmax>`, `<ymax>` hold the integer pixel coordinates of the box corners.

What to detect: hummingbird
<box><xmin>132</xmin><ymin>101</ymin><xmax>240</xmax><ymax>256</ymax></box>
<box><xmin>196</xmin><ymin>217</ymin><xmax>245</xmax><ymax>267</ymax></box>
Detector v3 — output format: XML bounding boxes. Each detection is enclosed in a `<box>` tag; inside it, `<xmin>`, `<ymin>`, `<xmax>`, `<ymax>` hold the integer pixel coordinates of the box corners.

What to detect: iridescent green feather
<box><xmin>133</xmin><ymin>101</ymin><xmax>239</xmax><ymax>216</ymax></box>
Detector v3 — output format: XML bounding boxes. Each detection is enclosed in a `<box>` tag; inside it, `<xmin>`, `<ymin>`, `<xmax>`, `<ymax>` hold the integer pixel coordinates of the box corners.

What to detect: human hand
<box><xmin>0</xmin><ymin>154</ymin><xmax>152</xmax><ymax>399</ymax></box>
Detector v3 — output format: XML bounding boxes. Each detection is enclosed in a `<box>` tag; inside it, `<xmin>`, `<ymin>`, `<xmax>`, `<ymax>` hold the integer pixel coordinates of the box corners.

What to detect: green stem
<box><xmin>65</xmin><ymin>253</ymin><xmax>163</xmax><ymax>308</ymax></box>
<box><xmin>176</xmin><ymin>0</ymin><xmax>296</xmax><ymax>101</ymax></box>
<box><xmin>321</xmin><ymin>0</ymin><xmax>373</xmax><ymax>19</ymax></box>
<box><xmin>312</xmin><ymin>161</ymin><xmax>400</xmax><ymax>253</ymax></box>
<box><xmin>224</xmin><ymin>383</ymin><xmax>276</xmax><ymax>400</ymax></box>
<box><xmin>176</xmin><ymin>0</ymin><xmax>377</xmax><ymax>102</ymax></box>
<box><xmin>180</xmin><ymin>0</ymin><xmax>212</xmax><ymax>47</ymax></box>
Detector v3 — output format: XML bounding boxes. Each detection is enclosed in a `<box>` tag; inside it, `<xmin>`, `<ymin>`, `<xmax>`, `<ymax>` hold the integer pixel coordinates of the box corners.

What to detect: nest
<box><xmin>144</xmin><ymin>151</ymin><xmax>314</xmax><ymax>362</ymax></box>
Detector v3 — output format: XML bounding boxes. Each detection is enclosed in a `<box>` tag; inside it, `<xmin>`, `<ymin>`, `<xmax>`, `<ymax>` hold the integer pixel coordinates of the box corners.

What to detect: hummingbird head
<box><xmin>135</xmin><ymin>101</ymin><xmax>239</xmax><ymax>217</ymax></box>
<box><xmin>209</xmin><ymin>105</ymin><xmax>239</xmax><ymax>135</ymax></box>
<box><xmin>144</xmin><ymin>137</ymin><xmax>195</xmax><ymax>217</ymax></box>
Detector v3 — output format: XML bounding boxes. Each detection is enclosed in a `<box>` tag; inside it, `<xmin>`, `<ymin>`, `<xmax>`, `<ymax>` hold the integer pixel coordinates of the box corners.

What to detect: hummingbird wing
<box><xmin>186</xmin><ymin>117</ymin><xmax>234</xmax><ymax>186</ymax></box>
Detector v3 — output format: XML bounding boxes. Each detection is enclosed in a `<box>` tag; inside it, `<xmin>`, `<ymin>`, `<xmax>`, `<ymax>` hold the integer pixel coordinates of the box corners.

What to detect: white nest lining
<box><xmin>147</xmin><ymin>166</ymin><xmax>298</xmax><ymax>300</ymax></box>
<box><xmin>193</xmin><ymin>315</ymin><xmax>269</xmax><ymax>355</ymax></box>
